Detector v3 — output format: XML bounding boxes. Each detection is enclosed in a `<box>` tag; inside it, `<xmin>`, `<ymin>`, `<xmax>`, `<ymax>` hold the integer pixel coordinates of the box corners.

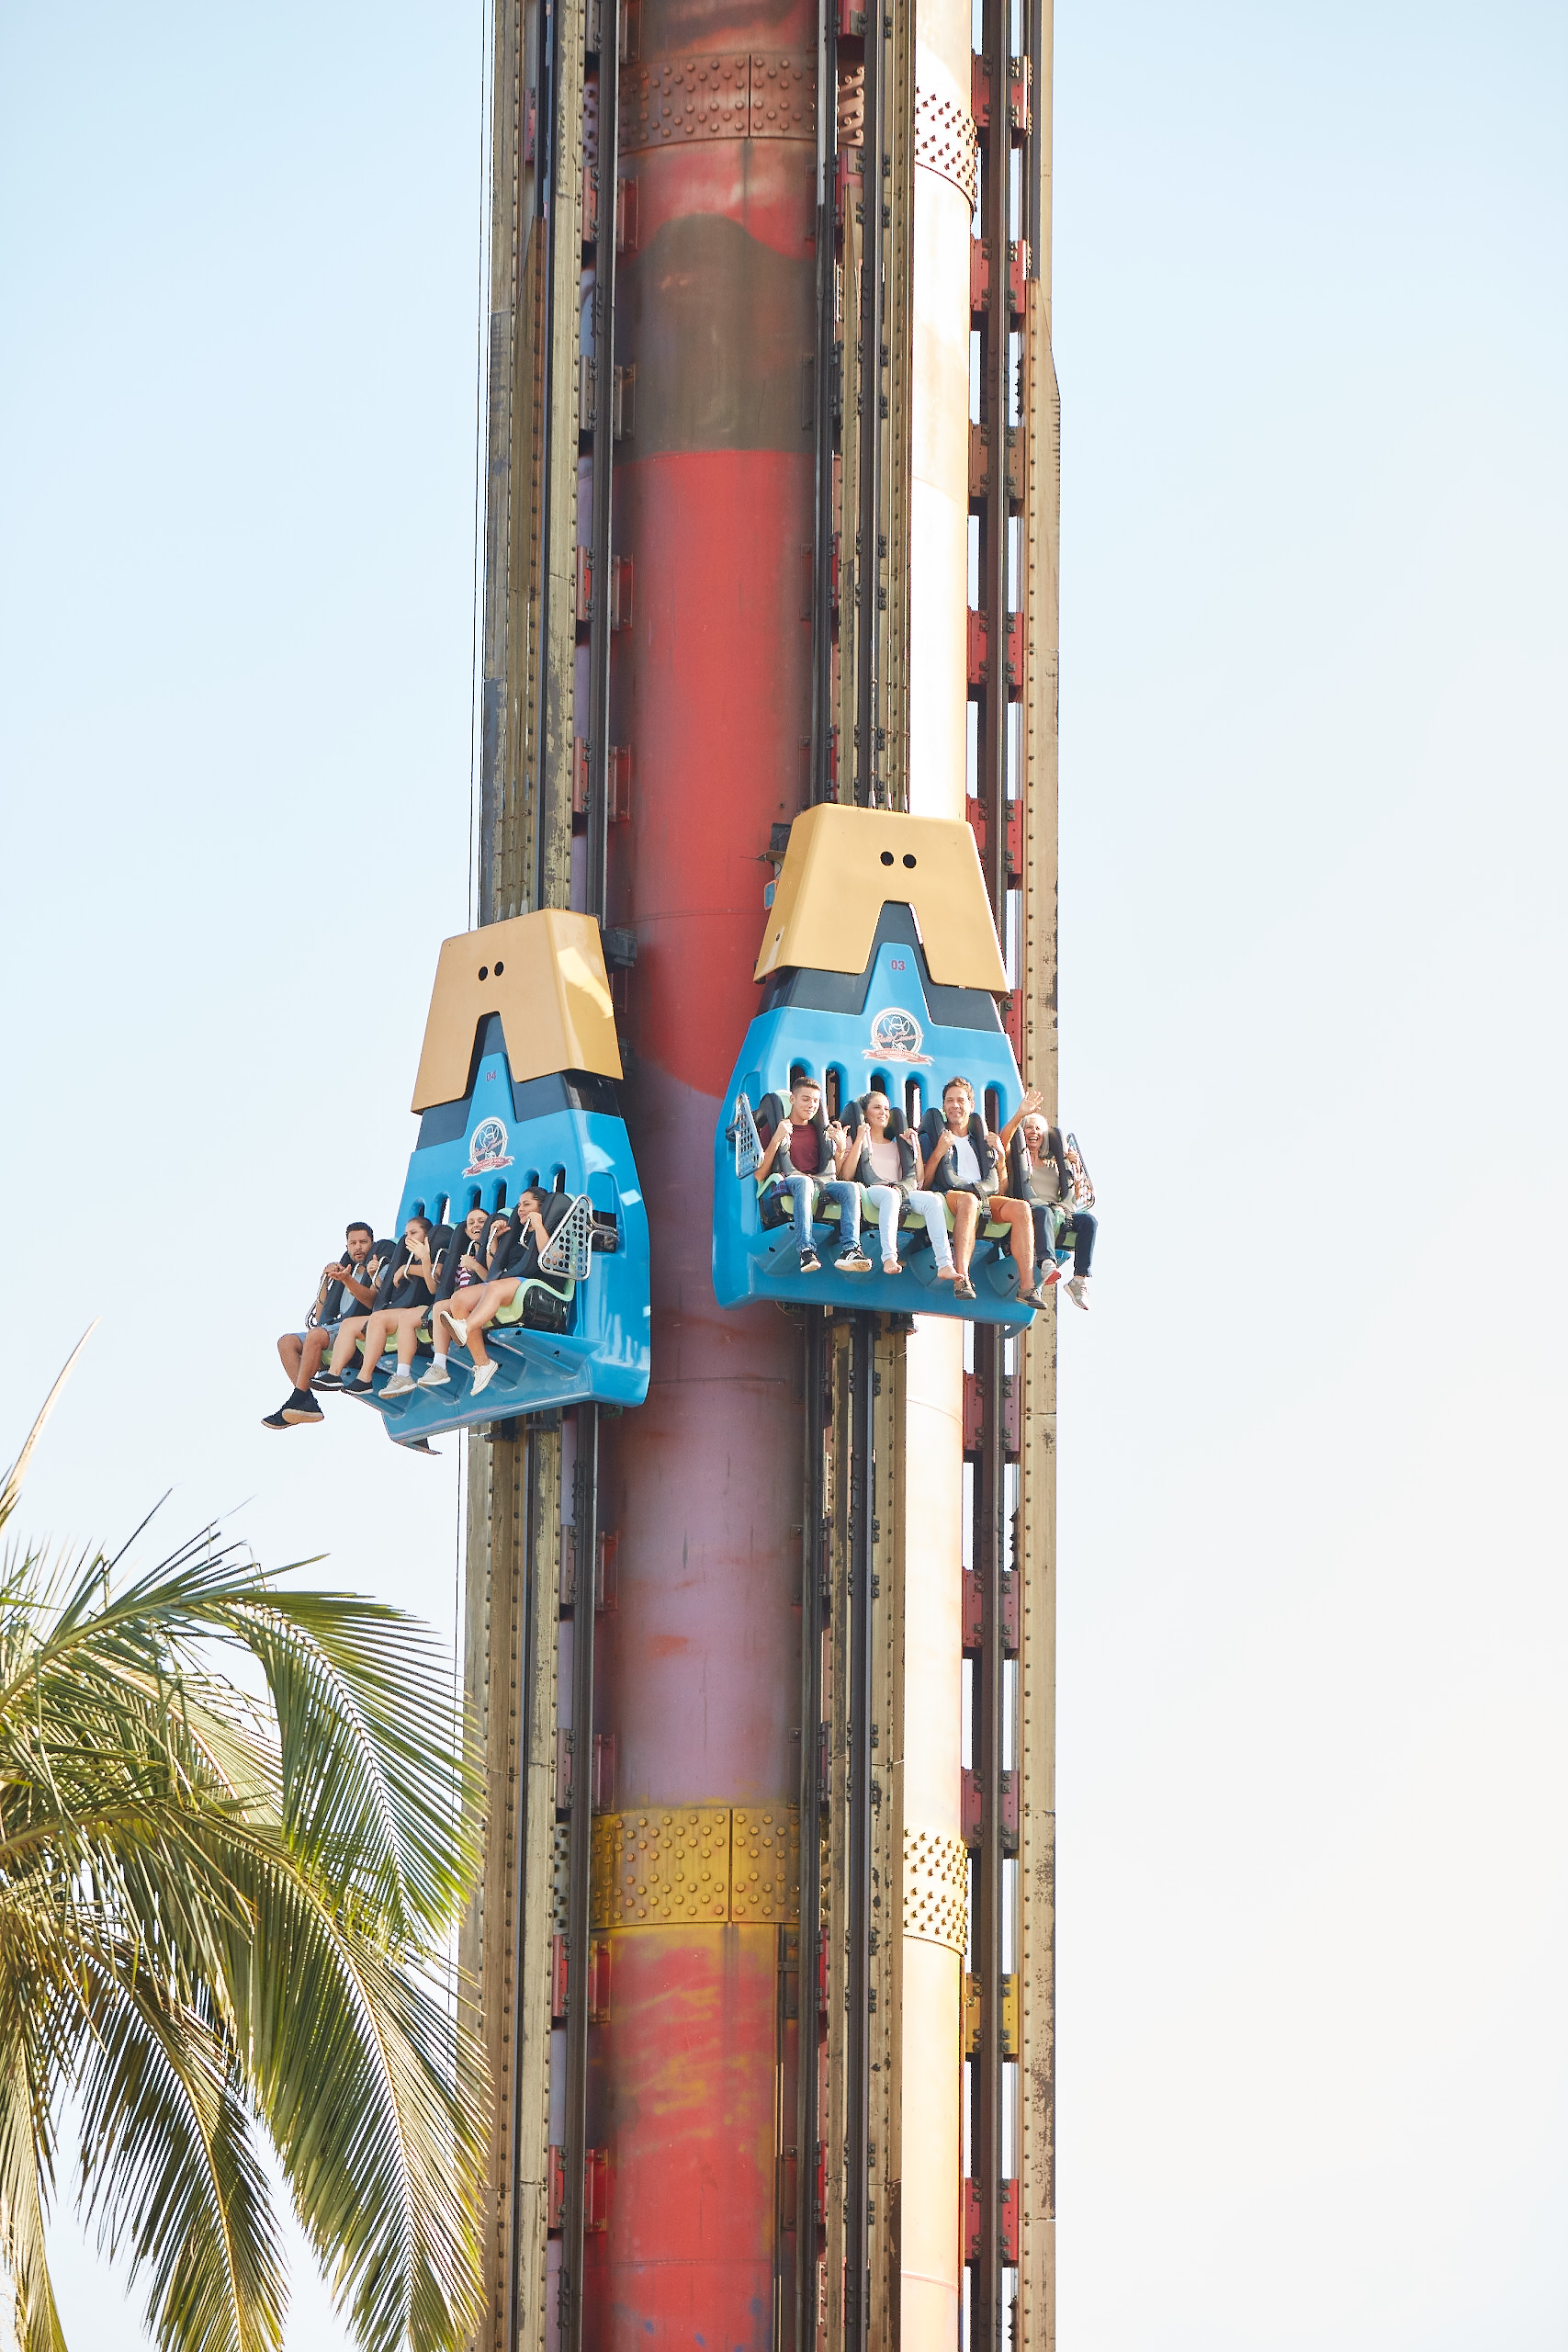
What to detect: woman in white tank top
<box><xmin>835</xmin><ymin>1091</ymin><xmax>957</xmax><ymax>1278</ymax></box>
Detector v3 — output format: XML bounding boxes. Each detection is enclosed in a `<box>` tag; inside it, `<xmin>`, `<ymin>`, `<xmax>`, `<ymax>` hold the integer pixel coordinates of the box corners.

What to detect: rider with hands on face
<box><xmin>429</xmin><ymin>1190</ymin><xmax>560</xmax><ymax>1396</ymax></box>
<box><xmin>263</xmin><ymin>1221</ymin><xmax>382</xmax><ymax>1430</ymax></box>
<box><xmin>325</xmin><ymin>1216</ymin><xmax>438</xmax><ymax>1398</ymax></box>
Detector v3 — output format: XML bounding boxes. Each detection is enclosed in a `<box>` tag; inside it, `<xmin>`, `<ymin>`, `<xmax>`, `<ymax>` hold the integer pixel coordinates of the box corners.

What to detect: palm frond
<box><xmin>0</xmin><ymin>2023</ymin><xmax>66</xmax><ymax>2352</ymax></box>
<box><xmin>0</xmin><ymin>1374</ymin><xmax>490</xmax><ymax>2352</ymax></box>
<box><xmin>71</xmin><ymin>1953</ymin><xmax>286</xmax><ymax>2352</ymax></box>
<box><xmin>0</xmin><ymin>1332</ymin><xmax>95</xmax><ymax>1538</ymax></box>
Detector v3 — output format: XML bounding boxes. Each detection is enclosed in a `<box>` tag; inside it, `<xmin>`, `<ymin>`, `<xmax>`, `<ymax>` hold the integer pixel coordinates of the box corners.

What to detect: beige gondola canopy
<box><xmin>411</xmin><ymin>910</ymin><xmax>622</xmax><ymax>1112</ymax></box>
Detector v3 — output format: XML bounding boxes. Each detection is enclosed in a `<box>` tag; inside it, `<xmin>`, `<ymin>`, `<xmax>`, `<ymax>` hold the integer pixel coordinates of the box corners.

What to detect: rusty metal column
<box><xmin>586</xmin><ymin>0</ymin><xmax>818</xmax><ymax>2339</ymax></box>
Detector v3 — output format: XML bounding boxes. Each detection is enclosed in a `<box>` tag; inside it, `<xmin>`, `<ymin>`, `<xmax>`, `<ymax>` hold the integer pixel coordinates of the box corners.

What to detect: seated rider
<box><xmin>263</xmin><ymin>1221</ymin><xmax>381</xmax><ymax>1430</ymax></box>
<box><xmin>433</xmin><ymin>1190</ymin><xmax>558</xmax><ymax>1396</ymax></box>
<box><xmin>323</xmin><ymin>1216</ymin><xmax>439</xmax><ymax>1396</ymax></box>
<box><xmin>835</xmin><ymin>1089</ymin><xmax>956</xmax><ymax>1281</ymax></box>
<box><xmin>751</xmin><ymin>1075</ymin><xmax>872</xmax><ymax>1276</ymax></box>
<box><xmin>919</xmin><ymin>1078</ymin><xmax>1047</xmax><ymax>1306</ymax></box>
<box><xmin>417</xmin><ymin>1204</ymin><xmax>509</xmax><ymax>1389</ymax></box>
<box><xmin>1010</xmin><ymin>1111</ymin><xmax>1096</xmax><ymax>1311</ymax></box>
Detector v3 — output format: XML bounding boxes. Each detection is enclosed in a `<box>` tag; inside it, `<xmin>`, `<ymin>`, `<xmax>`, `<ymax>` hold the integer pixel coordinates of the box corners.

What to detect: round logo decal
<box><xmin>864</xmin><ymin>1007</ymin><xmax>931</xmax><ymax>1064</ymax></box>
<box><xmin>464</xmin><ymin>1116</ymin><xmax>514</xmax><ymax>1175</ymax></box>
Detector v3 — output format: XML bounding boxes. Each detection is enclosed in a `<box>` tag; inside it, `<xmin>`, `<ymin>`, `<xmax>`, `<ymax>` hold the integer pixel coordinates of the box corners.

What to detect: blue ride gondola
<box><xmin>713</xmin><ymin>807</ymin><xmax>1051</xmax><ymax>1327</ymax></box>
<box><xmin>341</xmin><ymin>910</ymin><xmax>649</xmax><ymax>1445</ymax></box>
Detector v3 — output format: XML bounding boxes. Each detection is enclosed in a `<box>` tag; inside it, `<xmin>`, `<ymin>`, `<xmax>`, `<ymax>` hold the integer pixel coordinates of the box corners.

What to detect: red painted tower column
<box><xmin>586</xmin><ymin>8</ymin><xmax>817</xmax><ymax>2343</ymax></box>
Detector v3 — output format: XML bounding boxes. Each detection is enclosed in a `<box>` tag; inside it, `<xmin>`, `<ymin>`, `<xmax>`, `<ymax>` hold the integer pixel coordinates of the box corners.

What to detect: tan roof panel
<box><xmin>411</xmin><ymin>910</ymin><xmax>622</xmax><ymax>1112</ymax></box>
<box><xmin>753</xmin><ymin>806</ymin><xmax>1008</xmax><ymax>991</ymax></box>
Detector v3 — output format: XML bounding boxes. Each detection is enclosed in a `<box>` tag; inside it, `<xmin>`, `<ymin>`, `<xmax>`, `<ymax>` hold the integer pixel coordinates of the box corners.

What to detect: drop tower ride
<box><xmin>458</xmin><ymin>0</ymin><xmax>1059</xmax><ymax>2336</ymax></box>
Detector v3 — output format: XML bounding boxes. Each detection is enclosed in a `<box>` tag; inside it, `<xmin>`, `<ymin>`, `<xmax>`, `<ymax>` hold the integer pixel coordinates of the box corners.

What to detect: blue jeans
<box><xmin>774</xmin><ymin>1174</ymin><xmax>861</xmax><ymax>1256</ymax></box>
<box><xmin>1029</xmin><ymin>1202</ymin><xmax>1096</xmax><ymax>1277</ymax></box>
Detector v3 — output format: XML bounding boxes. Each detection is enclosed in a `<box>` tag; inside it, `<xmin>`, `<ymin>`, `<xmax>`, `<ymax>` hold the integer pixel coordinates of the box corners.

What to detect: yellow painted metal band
<box><xmin>589</xmin><ymin>1804</ymin><xmax>801</xmax><ymax>1929</ymax></box>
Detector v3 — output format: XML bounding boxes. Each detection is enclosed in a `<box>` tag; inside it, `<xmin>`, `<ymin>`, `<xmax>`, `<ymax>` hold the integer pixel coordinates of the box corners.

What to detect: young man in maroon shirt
<box><xmin>752</xmin><ymin>1076</ymin><xmax>872</xmax><ymax>1275</ymax></box>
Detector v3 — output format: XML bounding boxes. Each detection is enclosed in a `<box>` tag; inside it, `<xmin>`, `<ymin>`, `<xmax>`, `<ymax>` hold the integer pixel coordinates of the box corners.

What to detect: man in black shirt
<box><xmin>263</xmin><ymin>1221</ymin><xmax>380</xmax><ymax>1430</ymax></box>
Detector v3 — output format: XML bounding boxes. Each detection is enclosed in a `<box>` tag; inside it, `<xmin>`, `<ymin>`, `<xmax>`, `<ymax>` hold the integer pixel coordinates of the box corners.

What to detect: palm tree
<box><xmin>0</xmin><ymin>1345</ymin><xmax>486</xmax><ymax>2352</ymax></box>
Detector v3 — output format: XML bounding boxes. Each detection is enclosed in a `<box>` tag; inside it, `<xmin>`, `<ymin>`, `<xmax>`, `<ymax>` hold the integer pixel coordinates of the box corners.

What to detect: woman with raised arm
<box><xmin>920</xmin><ymin>1077</ymin><xmax>1050</xmax><ymax>1307</ymax></box>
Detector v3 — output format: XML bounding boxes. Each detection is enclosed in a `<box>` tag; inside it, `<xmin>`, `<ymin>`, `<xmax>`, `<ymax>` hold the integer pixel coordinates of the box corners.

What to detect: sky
<box><xmin>2</xmin><ymin>0</ymin><xmax>1565</xmax><ymax>2346</ymax></box>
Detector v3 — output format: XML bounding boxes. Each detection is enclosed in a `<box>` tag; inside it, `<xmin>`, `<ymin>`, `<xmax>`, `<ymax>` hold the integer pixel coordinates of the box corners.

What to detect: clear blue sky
<box><xmin>2</xmin><ymin>1</ymin><xmax>1565</xmax><ymax>2345</ymax></box>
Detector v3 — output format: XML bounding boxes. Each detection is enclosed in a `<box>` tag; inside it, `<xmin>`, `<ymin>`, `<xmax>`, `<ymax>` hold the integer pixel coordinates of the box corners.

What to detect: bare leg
<box><xmin>990</xmin><ymin>1197</ymin><xmax>1036</xmax><ymax>1289</ymax></box>
<box><xmin>392</xmin><ymin>1307</ymin><xmax>426</xmax><ymax>1371</ymax></box>
<box><xmin>950</xmin><ymin>1194</ymin><xmax>980</xmax><ymax>1279</ymax></box>
<box><xmin>346</xmin><ymin>1310</ymin><xmax>398</xmax><ymax>1383</ymax></box>
<box><xmin>328</xmin><ymin>1317</ymin><xmax>371</xmax><ymax>1378</ymax></box>
<box><xmin>435</xmin><ymin>1284</ymin><xmax>499</xmax><ymax>1353</ymax></box>
<box><xmin>457</xmin><ymin>1281</ymin><xmax>522</xmax><ymax>1370</ymax></box>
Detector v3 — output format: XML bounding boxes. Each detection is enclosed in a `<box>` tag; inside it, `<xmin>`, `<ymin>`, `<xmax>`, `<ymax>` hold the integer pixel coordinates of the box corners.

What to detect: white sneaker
<box><xmin>381</xmin><ymin>1369</ymin><xmax>416</xmax><ymax>1397</ymax></box>
<box><xmin>445</xmin><ymin>1316</ymin><xmax>468</xmax><ymax>1346</ymax></box>
<box><xmin>419</xmin><ymin>1361</ymin><xmax>452</xmax><ymax>1388</ymax></box>
<box><xmin>1065</xmin><ymin>1275</ymin><xmax>1090</xmax><ymax>1312</ymax></box>
<box><xmin>470</xmin><ymin>1361</ymin><xmax>498</xmax><ymax>1394</ymax></box>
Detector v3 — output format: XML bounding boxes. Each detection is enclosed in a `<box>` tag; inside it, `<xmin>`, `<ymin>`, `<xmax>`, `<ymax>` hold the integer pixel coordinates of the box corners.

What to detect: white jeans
<box><xmin>862</xmin><ymin>1184</ymin><xmax>953</xmax><ymax>1269</ymax></box>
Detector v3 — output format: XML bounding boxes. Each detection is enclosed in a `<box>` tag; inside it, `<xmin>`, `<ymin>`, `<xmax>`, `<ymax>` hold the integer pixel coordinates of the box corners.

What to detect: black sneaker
<box><xmin>341</xmin><ymin>1375</ymin><xmax>375</xmax><ymax>1398</ymax></box>
<box><xmin>311</xmin><ymin>1373</ymin><xmax>344</xmax><ymax>1392</ymax></box>
<box><xmin>261</xmin><ymin>1406</ymin><xmax>293</xmax><ymax>1430</ymax></box>
<box><xmin>281</xmin><ymin>1390</ymin><xmax>324</xmax><ymax>1424</ymax></box>
<box><xmin>798</xmin><ymin>1250</ymin><xmax>821</xmax><ymax>1274</ymax></box>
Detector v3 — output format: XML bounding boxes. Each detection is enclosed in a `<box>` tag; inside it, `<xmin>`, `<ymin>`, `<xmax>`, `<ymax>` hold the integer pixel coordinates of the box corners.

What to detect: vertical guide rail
<box><xmin>882</xmin><ymin>0</ymin><xmax>915</xmax><ymax>812</ymax></box>
<box><xmin>583</xmin><ymin>0</ymin><xmax>620</xmax><ymax>917</ymax></box>
<box><xmin>807</xmin><ymin>0</ymin><xmax>839</xmax><ymax>809</ymax></box>
<box><xmin>824</xmin><ymin>1323</ymin><xmax>853</xmax><ymax>2343</ymax></box>
<box><xmin>795</xmin><ymin>1318</ymin><xmax>829</xmax><ymax>2339</ymax></box>
<box><xmin>1014</xmin><ymin>40</ymin><xmax>1060</xmax><ymax>2321</ymax></box>
<box><xmin>502</xmin><ymin>1436</ymin><xmax>563</xmax><ymax>2352</ymax></box>
<box><xmin>533</xmin><ymin>0</ymin><xmax>586</xmax><ymax>911</ymax></box>
<box><xmin>467</xmin><ymin>0</ymin><xmax>587</xmax><ymax>2345</ymax></box>
<box><xmin>972</xmin><ymin>1323</ymin><xmax>1007</xmax><ymax>2351</ymax></box>
<box><xmin>852</xmin><ymin>0</ymin><xmax>886</xmax><ymax>806</ymax></box>
<box><xmin>559</xmin><ymin>1408</ymin><xmax>599</xmax><ymax>2348</ymax></box>
<box><xmin>867</xmin><ymin>1324</ymin><xmax>906</xmax><ymax>2338</ymax></box>
<box><xmin>843</xmin><ymin>1316</ymin><xmax>875</xmax><ymax>2346</ymax></box>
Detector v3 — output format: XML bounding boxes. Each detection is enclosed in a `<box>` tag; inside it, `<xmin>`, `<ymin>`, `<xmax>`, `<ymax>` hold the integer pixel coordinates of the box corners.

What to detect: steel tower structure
<box><xmin>458</xmin><ymin>0</ymin><xmax>1060</xmax><ymax>2337</ymax></box>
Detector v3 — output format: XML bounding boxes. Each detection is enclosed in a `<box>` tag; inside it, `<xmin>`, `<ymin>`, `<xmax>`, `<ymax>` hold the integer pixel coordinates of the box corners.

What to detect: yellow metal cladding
<box><xmin>589</xmin><ymin>1807</ymin><xmax>800</xmax><ymax>1929</ymax></box>
<box><xmin>412</xmin><ymin>908</ymin><xmax>622</xmax><ymax>1110</ymax></box>
<box><xmin>904</xmin><ymin>1826</ymin><xmax>970</xmax><ymax>1953</ymax></box>
<box><xmin>752</xmin><ymin>805</ymin><xmax>1009</xmax><ymax>990</ymax></box>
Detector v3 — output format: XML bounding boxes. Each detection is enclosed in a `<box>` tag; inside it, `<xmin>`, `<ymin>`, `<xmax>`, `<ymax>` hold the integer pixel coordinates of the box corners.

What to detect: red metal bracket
<box><xmin>969</xmin><ymin>237</ymin><xmax>990</xmax><ymax>319</ymax></box>
<box><xmin>962</xmin><ymin>1370</ymin><xmax>1020</xmax><ymax>1459</ymax></box>
<box><xmin>588</xmin><ymin>1937</ymin><xmax>612</xmax><ymax>2024</ymax></box>
<box><xmin>615</xmin><ymin>175</ymin><xmax>637</xmax><ymax>253</ymax></box>
<box><xmin>550</xmin><ymin>1931</ymin><xmax>570</xmax><ymax>2023</ymax></box>
<box><xmin>1000</xmin><ymin>2178</ymin><xmax>1019</xmax><ymax>2264</ymax></box>
<box><xmin>961</xmin><ymin>1768</ymin><xmax>1018</xmax><ymax>1851</ymax></box>
<box><xmin>592</xmin><ymin>1730</ymin><xmax>616</xmax><ymax>1814</ymax></box>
